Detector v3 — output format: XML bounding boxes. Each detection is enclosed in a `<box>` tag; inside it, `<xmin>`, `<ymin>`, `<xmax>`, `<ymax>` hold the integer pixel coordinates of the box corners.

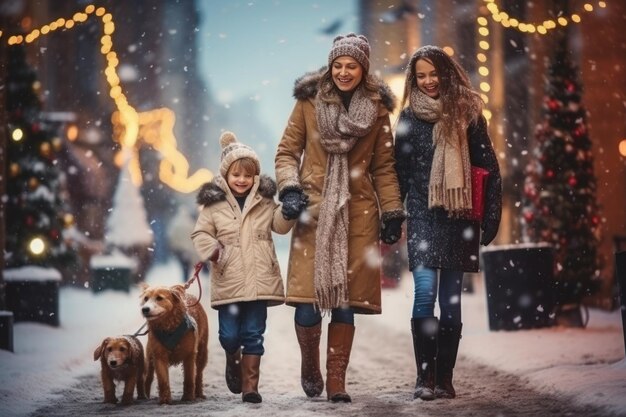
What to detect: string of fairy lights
<box><xmin>1</xmin><ymin>2</ymin><xmax>620</xmax><ymax>190</ymax></box>
<box><xmin>1</xmin><ymin>4</ymin><xmax>213</xmax><ymax>193</ymax></box>
<box><xmin>476</xmin><ymin>0</ymin><xmax>608</xmax><ymax>122</ymax></box>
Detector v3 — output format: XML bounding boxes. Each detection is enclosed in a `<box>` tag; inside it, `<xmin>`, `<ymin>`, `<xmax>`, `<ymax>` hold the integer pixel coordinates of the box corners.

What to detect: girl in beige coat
<box><xmin>275</xmin><ymin>34</ymin><xmax>405</xmax><ymax>402</ymax></box>
<box><xmin>192</xmin><ymin>131</ymin><xmax>293</xmax><ymax>403</ymax></box>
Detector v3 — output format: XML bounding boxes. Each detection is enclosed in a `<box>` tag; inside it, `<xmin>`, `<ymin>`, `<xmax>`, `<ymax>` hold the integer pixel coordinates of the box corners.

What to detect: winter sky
<box><xmin>197</xmin><ymin>0</ymin><xmax>358</xmax><ymax>140</ymax></box>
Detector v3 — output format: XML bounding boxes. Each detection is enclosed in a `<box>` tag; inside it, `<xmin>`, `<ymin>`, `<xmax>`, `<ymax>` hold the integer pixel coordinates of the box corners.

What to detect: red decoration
<box><xmin>49</xmin><ymin>229</ymin><xmax>59</xmax><ymax>240</ymax></box>
<box><xmin>523</xmin><ymin>211</ymin><xmax>534</xmax><ymax>222</ymax></box>
<box><xmin>25</xmin><ymin>216</ymin><xmax>34</xmax><ymax>226</ymax></box>
<box><xmin>568</xmin><ymin>176</ymin><xmax>577</xmax><ymax>187</ymax></box>
<box><xmin>547</xmin><ymin>99</ymin><xmax>560</xmax><ymax>110</ymax></box>
<box><xmin>592</xmin><ymin>216</ymin><xmax>600</xmax><ymax>225</ymax></box>
<box><xmin>546</xmin><ymin>170</ymin><xmax>554</xmax><ymax>179</ymax></box>
<box><xmin>566</xmin><ymin>81</ymin><xmax>575</xmax><ymax>93</ymax></box>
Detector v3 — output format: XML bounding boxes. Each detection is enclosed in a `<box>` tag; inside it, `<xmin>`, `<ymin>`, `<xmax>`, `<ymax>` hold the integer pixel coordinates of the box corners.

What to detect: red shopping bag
<box><xmin>470</xmin><ymin>166</ymin><xmax>489</xmax><ymax>222</ymax></box>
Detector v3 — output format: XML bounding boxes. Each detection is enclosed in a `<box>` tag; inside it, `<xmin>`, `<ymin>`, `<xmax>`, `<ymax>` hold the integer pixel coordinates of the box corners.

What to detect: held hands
<box><xmin>280</xmin><ymin>190</ymin><xmax>309</xmax><ymax>220</ymax></box>
<box><xmin>380</xmin><ymin>217</ymin><xmax>404</xmax><ymax>245</ymax></box>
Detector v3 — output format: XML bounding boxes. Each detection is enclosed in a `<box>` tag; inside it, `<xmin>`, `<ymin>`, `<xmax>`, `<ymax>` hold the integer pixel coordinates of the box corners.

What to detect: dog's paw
<box><xmin>158</xmin><ymin>397</ymin><xmax>172</xmax><ymax>405</ymax></box>
<box><xmin>103</xmin><ymin>397</ymin><xmax>118</xmax><ymax>405</ymax></box>
<box><xmin>180</xmin><ymin>394</ymin><xmax>195</xmax><ymax>402</ymax></box>
<box><xmin>120</xmin><ymin>397</ymin><xmax>133</xmax><ymax>406</ymax></box>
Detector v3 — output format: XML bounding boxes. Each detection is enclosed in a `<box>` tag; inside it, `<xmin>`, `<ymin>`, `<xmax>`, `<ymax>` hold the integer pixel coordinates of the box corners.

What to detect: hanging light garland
<box><xmin>1</xmin><ymin>4</ymin><xmax>213</xmax><ymax>193</ymax></box>
<box><xmin>476</xmin><ymin>0</ymin><xmax>607</xmax><ymax>121</ymax></box>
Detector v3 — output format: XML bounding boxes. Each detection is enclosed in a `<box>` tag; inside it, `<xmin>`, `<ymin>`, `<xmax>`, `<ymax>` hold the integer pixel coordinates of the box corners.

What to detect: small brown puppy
<box><xmin>93</xmin><ymin>336</ymin><xmax>146</xmax><ymax>405</ymax></box>
<box><xmin>140</xmin><ymin>284</ymin><xmax>209</xmax><ymax>405</ymax></box>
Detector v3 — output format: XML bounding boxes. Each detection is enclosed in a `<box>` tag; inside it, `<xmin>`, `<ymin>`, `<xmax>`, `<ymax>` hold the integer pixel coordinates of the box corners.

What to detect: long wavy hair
<box><xmin>400</xmin><ymin>45</ymin><xmax>483</xmax><ymax>139</ymax></box>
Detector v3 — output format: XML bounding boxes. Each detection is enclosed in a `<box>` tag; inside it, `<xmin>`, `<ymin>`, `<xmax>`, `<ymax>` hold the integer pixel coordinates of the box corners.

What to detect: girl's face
<box><xmin>227</xmin><ymin>165</ymin><xmax>254</xmax><ymax>197</ymax></box>
<box><xmin>331</xmin><ymin>56</ymin><xmax>363</xmax><ymax>92</ymax></box>
<box><xmin>414</xmin><ymin>58</ymin><xmax>440</xmax><ymax>99</ymax></box>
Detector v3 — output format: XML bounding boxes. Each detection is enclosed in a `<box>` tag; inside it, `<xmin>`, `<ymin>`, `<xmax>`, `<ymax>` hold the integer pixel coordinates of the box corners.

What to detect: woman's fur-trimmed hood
<box><xmin>292</xmin><ymin>66</ymin><xmax>396</xmax><ymax>113</ymax></box>
<box><xmin>196</xmin><ymin>174</ymin><xmax>277</xmax><ymax>207</ymax></box>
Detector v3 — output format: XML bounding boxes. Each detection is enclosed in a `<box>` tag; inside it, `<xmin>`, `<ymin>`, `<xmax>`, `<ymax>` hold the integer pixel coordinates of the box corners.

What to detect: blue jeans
<box><xmin>294</xmin><ymin>303</ymin><xmax>354</xmax><ymax>327</ymax></box>
<box><xmin>217</xmin><ymin>300</ymin><xmax>267</xmax><ymax>355</ymax></box>
<box><xmin>412</xmin><ymin>266</ymin><xmax>464</xmax><ymax>327</ymax></box>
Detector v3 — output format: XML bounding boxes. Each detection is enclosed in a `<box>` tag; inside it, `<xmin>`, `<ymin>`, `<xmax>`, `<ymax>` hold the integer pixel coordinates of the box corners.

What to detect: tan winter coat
<box><xmin>275</xmin><ymin>69</ymin><xmax>405</xmax><ymax>314</ymax></box>
<box><xmin>192</xmin><ymin>175</ymin><xmax>293</xmax><ymax>308</ymax></box>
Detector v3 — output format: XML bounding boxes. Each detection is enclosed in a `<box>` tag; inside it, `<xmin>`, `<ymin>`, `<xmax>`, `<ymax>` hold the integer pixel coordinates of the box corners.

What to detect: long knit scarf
<box><xmin>314</xmin><ymin>83</ymin><xmax>378</xmax><ymax>311</ymax></box>
<box><xmin>409</xmin><ymin>87</ymin><xmax>473</xmax><ymax>216</ymax></box>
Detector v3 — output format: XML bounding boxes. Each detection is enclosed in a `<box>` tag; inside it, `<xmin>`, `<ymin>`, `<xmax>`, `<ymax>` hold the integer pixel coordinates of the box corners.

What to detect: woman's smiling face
<box><xmin>415</xmin><ymin>58</ymin><xmax>439</xmax><ymax>99</ymax></box>
<box><xmin>331</xmin><ymin>56</ymin><xmax>363</xmax><ymax>92</ymax></box>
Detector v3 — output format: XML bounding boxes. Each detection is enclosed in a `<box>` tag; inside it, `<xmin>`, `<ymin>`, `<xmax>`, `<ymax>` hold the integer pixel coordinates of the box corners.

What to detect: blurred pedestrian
<box><xmin>394</xmin><ymin>45</ymin><xmax>502</xmax><ymax>400</ymax></box>
<box><xmin>275</xmin><ymin>33</ymin><xmax>405</xmax><ymax>402</ymax></box>
<box><xmin>192</xmin><ymin>131</ymin><xmax>294</xmax><ymax>403</ymax></box>
<box><xmin>167</xmin><ymin>204</ymin><xmax>199</xmax><ymax>282</ymax></box>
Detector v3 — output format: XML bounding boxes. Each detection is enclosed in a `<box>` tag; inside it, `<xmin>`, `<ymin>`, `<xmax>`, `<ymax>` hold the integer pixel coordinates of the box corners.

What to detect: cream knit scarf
<box><xmin>409</xmin><ymin>87</ymin><xmax>473</xmax><ymax>216</ymax></box>
<box><xmin>314</xmin><ymin>83</ymin><xmax>378</xmax><ymax>311</ymax></box>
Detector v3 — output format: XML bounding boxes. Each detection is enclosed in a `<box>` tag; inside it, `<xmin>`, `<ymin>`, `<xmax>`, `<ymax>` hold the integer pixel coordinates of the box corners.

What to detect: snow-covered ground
<box><xmin>0</xmin><ymin>252</ymin><xmax>625</xmax><ymax>416</ymax></box>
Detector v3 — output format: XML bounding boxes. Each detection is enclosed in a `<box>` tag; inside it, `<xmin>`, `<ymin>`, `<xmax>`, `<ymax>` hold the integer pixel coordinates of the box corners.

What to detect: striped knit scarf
<box><xmin>409</xmin><ymin>87</ymin><xmax>473</xmax><ymax>216</ymax></box>
<box><xmin>314</xmin><ymin>83</ymin><xmax>378</xmax><ymax>311</ymax></box>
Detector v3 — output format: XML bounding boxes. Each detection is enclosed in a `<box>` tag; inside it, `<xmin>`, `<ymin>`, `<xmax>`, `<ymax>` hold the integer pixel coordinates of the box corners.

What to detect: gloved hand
<box><xmin>208</xmin><ymin>245</ymin><xmax>222</xmax><ymax>263</ymax></box>
<box><xmin>480</xmin><ymin>222</ymin><xmax>498</xmax><ymax>246</ymax></box>
<box><xmin>280</xmin><ymin>190</ymin><xmax>309</xmax><ymax>220</ymax></box>
<box><xmin>380</xmin><ymin>217</ymin><xmax>404</xmax><ymax>245</ymax></box>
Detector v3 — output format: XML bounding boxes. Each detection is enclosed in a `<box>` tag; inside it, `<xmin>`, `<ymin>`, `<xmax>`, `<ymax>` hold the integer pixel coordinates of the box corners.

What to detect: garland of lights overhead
<box><xmin>476</xmin><ymin>0</ymin><xmax>607</xmax><ymax>122</ymax></box>
<box><xmin>1</xmin><ymin>4</ymin><xmax>213</xmax><ymax>193</ymax></box>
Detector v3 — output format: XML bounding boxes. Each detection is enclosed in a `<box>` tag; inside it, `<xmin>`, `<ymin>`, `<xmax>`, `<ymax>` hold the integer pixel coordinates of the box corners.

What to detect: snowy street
<box><xmin>1</xmin><ymin>256</ymin><xmax>625</xmax><ymax>417</ymax></box>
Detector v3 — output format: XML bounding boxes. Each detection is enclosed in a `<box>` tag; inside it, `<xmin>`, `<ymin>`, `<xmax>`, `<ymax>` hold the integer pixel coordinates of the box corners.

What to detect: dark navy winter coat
<box><xmin>394</xmin><ymin>108</ymin><xmax>502</xmax><ymax>272</ymax></box>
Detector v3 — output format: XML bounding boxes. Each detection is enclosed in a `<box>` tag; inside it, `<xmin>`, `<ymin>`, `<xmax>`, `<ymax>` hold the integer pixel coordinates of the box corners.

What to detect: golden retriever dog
<box><xmin>140</xmin><ymin>284</ymin><xmax>208</xmax><ymax>404</ymax></box>
<box><xmin>93</xmin><ymin>335</ymin><xmax>146</xmax><ymax>405</ymax></box>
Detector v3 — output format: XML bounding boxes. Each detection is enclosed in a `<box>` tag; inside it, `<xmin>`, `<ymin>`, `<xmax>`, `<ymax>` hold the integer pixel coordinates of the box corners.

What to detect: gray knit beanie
<box><xmin>219</xmin><ymin>131</ymin><xmax>260</xmax><ymax>177</ymax></box>
<box><xmin>328</xmin><ymin>33</ymin><xmax>370</xmax><ymax>73</ymax></box>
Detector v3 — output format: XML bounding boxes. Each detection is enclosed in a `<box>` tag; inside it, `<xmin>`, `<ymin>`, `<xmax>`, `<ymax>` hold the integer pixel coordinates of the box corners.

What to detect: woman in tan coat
<box><xmin>193</xmin><ymin>131</ymin><xmax>294</xmax><ymax>403</ymax></box>
<box><xmin>275</xmin><ymin>33</ymin><xmax>405</xmax><ymax>402</ymax></box>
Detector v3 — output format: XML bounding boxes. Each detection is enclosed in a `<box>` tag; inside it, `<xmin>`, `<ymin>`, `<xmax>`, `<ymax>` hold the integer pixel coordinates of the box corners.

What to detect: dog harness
<box><xmin>153</xmin><ymin>314</ymin><xmax>197</xmax><ymax>351</ymax></box>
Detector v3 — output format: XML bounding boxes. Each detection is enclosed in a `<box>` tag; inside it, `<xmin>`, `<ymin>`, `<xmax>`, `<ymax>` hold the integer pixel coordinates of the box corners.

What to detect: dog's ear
<box><xmin>171</xmin><ymin>285</ymin><xmax>186</xmax><ymax>304</ymax></box>
<box><xmin>94</xmin><ymin>337</ymin><xmax>110</xmax><ymax>361</ymax></box>
<box><xmin>124</xmin><ymin>338</ymin><xmax>136</xmax><ymax>362</ymax></box>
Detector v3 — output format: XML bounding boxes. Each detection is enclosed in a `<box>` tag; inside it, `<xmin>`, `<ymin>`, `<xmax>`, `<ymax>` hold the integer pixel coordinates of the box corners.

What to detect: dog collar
<box><xmin>153</xmin><ymin>314</ymin><xmax>197</xmax><ymax>351</ymax></box>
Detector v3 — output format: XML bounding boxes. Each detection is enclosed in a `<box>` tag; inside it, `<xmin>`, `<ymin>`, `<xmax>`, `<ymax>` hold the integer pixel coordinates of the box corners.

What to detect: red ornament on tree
<box><xmin>547</xmin><ymin>98</ymin><xmax>560</xmax><ymax>110</ymax></box>
<box><xmin>546</xmin><ymin>169</ymin><xmax>554</xmax><ymax>179</ymax></box>
<box><xmin>523</xmin><ymin>211</ymin><xmax>534</xmax><ymax>222</ymax></box>
<box><xmin>568</xmin><ymin>176</ymin><xmax>577</xmax><ymax>187</ymax></box>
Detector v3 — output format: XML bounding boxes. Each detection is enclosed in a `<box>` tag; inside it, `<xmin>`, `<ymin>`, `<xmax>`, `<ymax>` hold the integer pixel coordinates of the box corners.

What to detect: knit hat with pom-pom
<box><xmin>219</xmin><ymin>131</ymin><xmax>260</xmax><ymax>177</ymax></box>
<box><xmin>328</xmin><ymin>33</ymin><xmax>370</xmax><ymax>73</ymax></box>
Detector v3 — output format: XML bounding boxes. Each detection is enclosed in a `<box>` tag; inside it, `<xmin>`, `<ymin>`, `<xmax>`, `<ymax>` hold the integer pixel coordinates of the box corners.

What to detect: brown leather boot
<box><xmin>225</xmin><ymin>348</ymin><xmax>242</xmax><ymax>394</ymax></box>
<box><xmin>241</xmin><ymin>354</ymin><xmax>262</xmax><ymax>403</ymax></box>
<box><xmin>326</xmin><ymin>322</ymin><xmax>355</xmax><ymax>402</ymax></box>
<box><xmin>295</xmin><ymin>322</ymin><xmax>324</xmax><ymax>397</ymax></box>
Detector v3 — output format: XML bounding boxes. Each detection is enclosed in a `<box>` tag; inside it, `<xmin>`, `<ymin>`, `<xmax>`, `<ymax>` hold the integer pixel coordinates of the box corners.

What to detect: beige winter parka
<box><xmin>192</xmin><ymin>175</ymin><xmax>293</xmax><ymax>309</ymax></box>
<box><xmin>275</xmin><ymin>69</ymin><xmax>405</xmax><ymax>314</ymax></box>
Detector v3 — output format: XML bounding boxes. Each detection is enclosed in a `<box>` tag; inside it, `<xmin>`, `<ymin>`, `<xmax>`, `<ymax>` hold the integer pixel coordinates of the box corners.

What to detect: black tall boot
<box><xmin>410</xmin><ymin>317</ymin><xmax>438</xmax><ymax>401</ymax></box>
<box><xmin>435</xmin><ymin>323</ymin><xmax>462</xmax><ymax>399</ymax></box>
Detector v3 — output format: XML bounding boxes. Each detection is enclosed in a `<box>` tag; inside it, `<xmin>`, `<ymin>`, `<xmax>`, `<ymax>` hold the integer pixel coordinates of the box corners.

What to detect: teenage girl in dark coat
<box><xmin>394</xmin><ymin>45</ymin><xmax>502</xmax><ymax>401</ymax></box>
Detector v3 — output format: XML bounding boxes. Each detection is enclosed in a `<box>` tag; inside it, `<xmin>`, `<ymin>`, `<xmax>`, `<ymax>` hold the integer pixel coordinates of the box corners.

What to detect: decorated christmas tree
<box><xmin>5</xmin><ymin>44</ymin><xmax>75</xmax><ymax>268</ymax></box>
<box><xmin>522</xmin><ymin>42</ymin><xmax>602</xmax><ymax>305</ymax></box>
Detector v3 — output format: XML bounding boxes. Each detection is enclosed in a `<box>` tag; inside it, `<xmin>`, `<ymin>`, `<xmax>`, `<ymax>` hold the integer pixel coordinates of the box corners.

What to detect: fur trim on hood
<box><xmin>196</xmin><ymin>175</ymin><xmax>277</xmax><ymax>207</ymax></box>
<box><xmin>292</xmin><ymin>66</ymin><xmax>396</xmax><ymax>113</ymax></box>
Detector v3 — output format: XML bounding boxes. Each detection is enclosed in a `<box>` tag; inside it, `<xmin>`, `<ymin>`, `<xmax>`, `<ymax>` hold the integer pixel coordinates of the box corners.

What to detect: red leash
<box><xmin>184</xmin><ymin>262</ymin><xmax>204</xmax><ymax>307</ymax></box>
